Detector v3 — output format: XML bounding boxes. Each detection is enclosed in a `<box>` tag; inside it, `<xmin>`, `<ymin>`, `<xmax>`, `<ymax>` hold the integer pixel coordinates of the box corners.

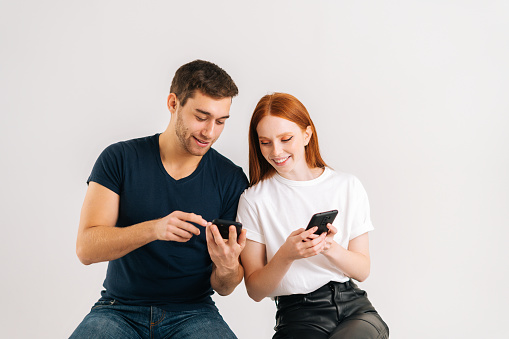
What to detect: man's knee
<box><xmin>70</xmin><ymin>312</ymin><xmax>138</xmax><ymax>338</ymax></box>
<box><xmin>170</xmin><ymin>308</ymin><xmax>237</xmax><ymax>339</ymax></box>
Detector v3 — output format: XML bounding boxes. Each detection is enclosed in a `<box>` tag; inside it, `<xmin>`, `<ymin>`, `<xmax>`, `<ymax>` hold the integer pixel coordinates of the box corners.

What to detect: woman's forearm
<box><xmin>245</xmin><ymin>250</ymin><xmax>294</xmax><ymax>302</ymax></box>
<box><xmin>322</xmin><ymin>241</ymin><xmax>370</xmax><ymax>281</ymax></box>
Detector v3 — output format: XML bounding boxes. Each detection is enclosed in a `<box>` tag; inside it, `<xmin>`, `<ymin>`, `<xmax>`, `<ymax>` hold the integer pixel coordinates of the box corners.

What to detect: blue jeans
<box><xmin>70</xmin><ymin>300</ymin><xmax>237</xmax><ymax>339</ymax></box>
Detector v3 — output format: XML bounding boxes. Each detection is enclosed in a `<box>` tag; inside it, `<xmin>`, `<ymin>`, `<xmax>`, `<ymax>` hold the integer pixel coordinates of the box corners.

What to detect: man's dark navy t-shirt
<box><xmin>87</xmin><ymin>134</ymin><xmax>248</xmax><ymax>311</ymax></box>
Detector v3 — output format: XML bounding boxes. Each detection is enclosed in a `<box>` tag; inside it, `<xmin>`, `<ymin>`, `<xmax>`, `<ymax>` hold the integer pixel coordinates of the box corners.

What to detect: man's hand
<box><xmin>77</xmin><ymin>182</ymin><xmax>209</xmax><ymax>264</ymax></box>
<box><xmin>206</xmin><ymin>223</ymin><xmax>247</xmax><ymax>295</ymax></box>
<box><xmin>207</xmin><ymin>223</ymin><xmax>247</xmax><ymax>270</ymax></box>
<box><xmin>154</xmin><ymin>211</ymin><xmax>208</xmax><ymax>242</ymax></box>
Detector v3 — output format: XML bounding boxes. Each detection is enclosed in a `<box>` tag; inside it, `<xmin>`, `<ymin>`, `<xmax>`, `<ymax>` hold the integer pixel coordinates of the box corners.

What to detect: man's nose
<box><xmin>202</xmin><ymin>120</ymin><xmax>215</xmax><ymax>138</ymax></box>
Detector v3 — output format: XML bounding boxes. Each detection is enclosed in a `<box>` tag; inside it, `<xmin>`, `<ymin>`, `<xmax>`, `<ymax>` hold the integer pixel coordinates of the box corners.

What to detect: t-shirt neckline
<box><xmin>154</xmin><ymin>133</ymin><xmax>207</xmax><ymax>183</ymax></box>
<box><xmin>274</xmin><ymin>167</ymin><xmax>331</xmax><ymax>187</ymax></box>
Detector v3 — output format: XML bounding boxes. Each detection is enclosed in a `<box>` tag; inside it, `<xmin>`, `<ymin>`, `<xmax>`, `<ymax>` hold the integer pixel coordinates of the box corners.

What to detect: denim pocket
<box><xmin>91</xmin><ymin>299</ymin><xmax>116</xmax><ymax>310</ymax></box>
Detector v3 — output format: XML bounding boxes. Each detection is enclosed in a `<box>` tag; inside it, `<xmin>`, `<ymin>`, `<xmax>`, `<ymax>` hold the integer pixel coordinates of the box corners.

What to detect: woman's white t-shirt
<box><xmin>236</xmin><ymin>167</ymin><xmax>374</xmax><ymax>297</ymax></box>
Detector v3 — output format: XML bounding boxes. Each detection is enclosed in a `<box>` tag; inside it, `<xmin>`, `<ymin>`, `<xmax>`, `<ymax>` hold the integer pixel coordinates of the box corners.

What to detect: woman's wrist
<box><xmin>321</xmin><ymin>239</ymin><xmax>339</xmax><ymax>256</ymax></box>
<box><xmin>273</xmin><ymin>246</ymin><xmax>295</xmax><ymax>267</ymax></box>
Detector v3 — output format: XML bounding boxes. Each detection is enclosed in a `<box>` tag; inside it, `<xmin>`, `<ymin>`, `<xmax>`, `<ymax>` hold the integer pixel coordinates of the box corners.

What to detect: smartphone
<box><xmin>305</xmin><ymin>210</ymin><xmax>338</xmax><ymax>234</ymax></box>
<box><xmin>212</xmin><ymin>219</ymin><xmax>243</xmax><ymax>239</ymax></box>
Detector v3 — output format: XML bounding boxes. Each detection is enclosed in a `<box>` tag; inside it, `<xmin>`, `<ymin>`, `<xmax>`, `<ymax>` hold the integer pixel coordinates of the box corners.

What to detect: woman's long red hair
<box><xmin>248</xmin><ymin>93</ymin><xmax>327</xmax><ymax>186</ymax></box>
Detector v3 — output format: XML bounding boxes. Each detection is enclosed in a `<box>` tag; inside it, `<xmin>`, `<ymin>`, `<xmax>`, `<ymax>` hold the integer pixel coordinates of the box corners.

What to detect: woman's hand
<box><xmin>279</xmin><ymin>227</ymin><xmax>328</xmax><ymax>261</ymax></box>
<box><xmin>319</xmin><ymin>228</ymin><xmax>372</xmax><ymax>282</ymax></box>
<box><xmin>322</xmin><ymin>223</ymin><xmax>338</xmax><ymax>253</ymax></box>
<box><xmin>242</xmin><ymin>227</ymin><xmax>326</xmax><ymax>302</ymax></box>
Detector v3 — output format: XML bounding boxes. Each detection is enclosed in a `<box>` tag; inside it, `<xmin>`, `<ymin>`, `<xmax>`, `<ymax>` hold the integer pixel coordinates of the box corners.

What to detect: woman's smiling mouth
<box><xmin>273</xmin><ymin>156</ymin><xmax>290</xmax><ymax>165</ymax></box>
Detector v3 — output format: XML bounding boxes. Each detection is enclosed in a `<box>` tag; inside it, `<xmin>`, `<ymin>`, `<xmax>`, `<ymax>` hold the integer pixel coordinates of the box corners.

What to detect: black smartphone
<box><xmin>212</xmin><ymin>219</ymin><xmax>243</xmax><ymax>239</ymax></box>
<box><xmin>305</xmin><ymin>210</ymin><xmax>338</xmax><ymax>234</ymax></box>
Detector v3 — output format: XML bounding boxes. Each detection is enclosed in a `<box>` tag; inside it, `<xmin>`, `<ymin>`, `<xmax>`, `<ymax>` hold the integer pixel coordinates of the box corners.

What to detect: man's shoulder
<box><xmin>114</xmin><ymin>134</ymin><xmax>158</xmax><ymax>149</ymax></box>
<box><xmin>206</xmin><ymin>148</ymin><xmax>242</xmax><ymax>171</ymax></box>
<box><xmin>205</xmin><ymin>148</ymin><xmax>248</xmax><ymax>188</ymax></box>
<box><xmin>102</xmin><ymin>134</ymin><xmax>158</xmax><ymax>155</ymax></box>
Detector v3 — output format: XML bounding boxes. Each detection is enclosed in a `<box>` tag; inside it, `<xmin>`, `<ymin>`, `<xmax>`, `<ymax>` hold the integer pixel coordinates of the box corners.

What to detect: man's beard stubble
<box><xmin>175</xmin><ymin>111</ymin><xmax>210</xmax><ymax>156</ymax></box>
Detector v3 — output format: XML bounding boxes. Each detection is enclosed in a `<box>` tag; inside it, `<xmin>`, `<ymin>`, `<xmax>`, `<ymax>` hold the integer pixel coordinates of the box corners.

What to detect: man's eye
<box><xmin>216</xmin><ymin>120</ymin><xmax>225</xmax><ymax>125</ymax></box>
<box><xmin>196</xmin><ymin>116</ymin><xmax>206</xmax><ymax>121</ymax></box>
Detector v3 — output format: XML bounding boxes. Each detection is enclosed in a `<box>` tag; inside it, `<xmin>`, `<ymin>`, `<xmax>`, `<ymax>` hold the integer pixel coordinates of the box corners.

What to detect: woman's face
<box><xmin>256</xmin><ymin>115</ymin><xmax>312</xmax><ymax>180</ymax></box>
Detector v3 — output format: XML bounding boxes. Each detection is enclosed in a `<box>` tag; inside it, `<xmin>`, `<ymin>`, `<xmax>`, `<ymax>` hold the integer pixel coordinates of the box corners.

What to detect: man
<box><xmin>71</xmin><ymin>60</ymin><xmax>248</xmax><ymax>338</ymax></box>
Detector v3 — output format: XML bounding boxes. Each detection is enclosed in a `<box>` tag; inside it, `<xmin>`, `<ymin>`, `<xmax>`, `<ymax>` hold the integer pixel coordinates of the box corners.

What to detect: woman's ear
<box><xmin>304</xmin><ymin>125</ymin><xmax>313</xmax><ymax>146</ymax></box>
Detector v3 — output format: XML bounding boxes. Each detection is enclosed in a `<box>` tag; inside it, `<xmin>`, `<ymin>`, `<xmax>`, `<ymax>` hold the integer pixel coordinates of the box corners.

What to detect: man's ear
<box><xmin>167</xmin><ymin>93</ymin><xmax>179</xmax><ymax>113</ymax></box>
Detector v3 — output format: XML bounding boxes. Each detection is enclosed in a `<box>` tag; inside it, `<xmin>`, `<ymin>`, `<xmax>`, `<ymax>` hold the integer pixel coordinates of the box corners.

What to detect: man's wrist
<box><xmin>145</xmin><ymin>219</ymin><xmax>160</xmax><ymax>242</ymax></box>
<box><xmin>214</xmin><ymin>261</ymin><xmax>240</xmax><ymax>278</ymax></box>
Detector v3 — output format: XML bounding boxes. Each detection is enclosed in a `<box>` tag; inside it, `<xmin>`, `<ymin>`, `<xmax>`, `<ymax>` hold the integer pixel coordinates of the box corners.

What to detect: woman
<box><xmin>237</xmin><ymin>93</ymin><xmax>389</xmax><ymax>339</ymax></box>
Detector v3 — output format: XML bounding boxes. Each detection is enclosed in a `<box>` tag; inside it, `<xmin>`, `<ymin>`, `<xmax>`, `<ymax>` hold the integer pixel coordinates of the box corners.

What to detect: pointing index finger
<box><xmin>180</xmin><ymin>212</ymin><xmax>208</xmax><ymax>227</ymax></box>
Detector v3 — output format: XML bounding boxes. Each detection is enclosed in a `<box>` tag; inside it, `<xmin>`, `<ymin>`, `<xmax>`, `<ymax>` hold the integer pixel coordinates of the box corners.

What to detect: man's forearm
<box><xmin>210</xmin><ymin>262</ymin><xmax>244</xmax><ymax>296</ymax></box>
<box><xmin>76</xmin><ymin>220</ymin><xmax>157</xmax><ymax>265</ymax></box>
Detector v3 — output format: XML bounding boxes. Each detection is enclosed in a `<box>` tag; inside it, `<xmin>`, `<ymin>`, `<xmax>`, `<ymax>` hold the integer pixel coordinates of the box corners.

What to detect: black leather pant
<box><xmin>273</xmin><ymin>280</ymin><xmax>389</xmax><ymax>339</ymax></box>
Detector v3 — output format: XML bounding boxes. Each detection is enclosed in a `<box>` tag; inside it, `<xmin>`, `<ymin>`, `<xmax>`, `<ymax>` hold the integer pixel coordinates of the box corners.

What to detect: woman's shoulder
<box><xmin>241</xmin><ymin>175</ymin><xmax>277</xmax><ymax>200</ymax></box>
<box><xmin>324</xmin><ymin>167</ymin><xmax>360</xmax><ymax>183</ymax></box>
<box><xmin>323</xmin><ymin>168</ymin><xmax>369</xmax><ymax>194</ymax></box>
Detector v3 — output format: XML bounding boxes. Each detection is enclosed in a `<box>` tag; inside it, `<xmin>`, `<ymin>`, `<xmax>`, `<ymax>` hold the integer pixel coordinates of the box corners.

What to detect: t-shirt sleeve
<box><xmin>349</xmin><ymin>177</ymin><xmax>375</xmax><ymax>240</ymax></box>
<box><xmin>87</xmin><ymin>143</ymin><xmax>124</xmax><ymax>195</ymax></box>
<box><xmin>236</xmin><ymin>193</ymin><xmax>265</xmax><ymax>244</ymax></box>
<box><xmin>219</xmin><ymin>167</ymin><xmax>249</xmax><ymax>221</ymax></box>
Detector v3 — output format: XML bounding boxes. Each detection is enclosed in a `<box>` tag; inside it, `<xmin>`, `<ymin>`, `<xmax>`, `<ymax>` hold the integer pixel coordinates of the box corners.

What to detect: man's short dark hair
<box><xmin>170</xmin><ymin>60</ymin><xmax>239</xmax><ymax>106</ymax></box>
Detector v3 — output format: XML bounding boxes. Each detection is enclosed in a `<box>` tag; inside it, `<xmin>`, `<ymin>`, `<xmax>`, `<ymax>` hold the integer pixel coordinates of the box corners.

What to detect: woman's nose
<box><xmin>271</xmin><ymin>142</ymin><xmax>282</xmax><ymax>156</ymax></box>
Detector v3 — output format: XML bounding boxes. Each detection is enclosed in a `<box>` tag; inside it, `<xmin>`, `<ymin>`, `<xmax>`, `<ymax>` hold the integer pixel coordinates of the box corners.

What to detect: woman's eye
<box><xmin>282</xmin><ymin>136</ymin><xmax>293</xmax><ymax>142</ymax></box>
<box><xmin>260</xmin><ymin>141</ymin><xmax>270</xmax><ymax>145</ymax></box>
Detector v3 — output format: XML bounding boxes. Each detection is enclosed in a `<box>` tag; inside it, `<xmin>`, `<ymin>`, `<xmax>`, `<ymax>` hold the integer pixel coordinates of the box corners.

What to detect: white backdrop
<box><xmin>1</xmin><ymin>1</ymin><xmax>508</xmax><ymax>338</ymax></box>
